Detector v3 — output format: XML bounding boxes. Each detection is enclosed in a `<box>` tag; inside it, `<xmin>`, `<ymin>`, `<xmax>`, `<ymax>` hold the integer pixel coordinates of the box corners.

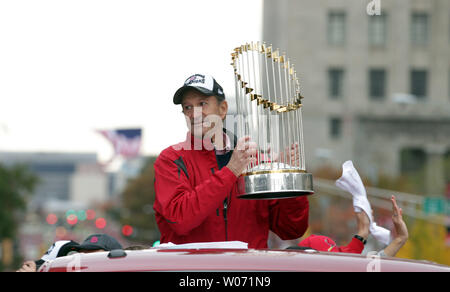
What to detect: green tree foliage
<box><xmin>0</xmin><ymin>163</ymin><xmax>38</xmax><ymax>238</ymax></box>
<box><xmin>0</xmin><ymin>163</ymin><xmax>38</xmax><ymax>271</ymax></box>
<box><xmin>120</xmin><ymin>156</ymin><xmax>159</xmax><ymax>244</ymax></box>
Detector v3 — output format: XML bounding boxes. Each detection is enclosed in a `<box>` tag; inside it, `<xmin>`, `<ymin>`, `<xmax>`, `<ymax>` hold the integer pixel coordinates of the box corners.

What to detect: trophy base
<box><xmin>237</xmin><ymin>170</ymin><xmax>314</xmax><ymax>200</ymax></box>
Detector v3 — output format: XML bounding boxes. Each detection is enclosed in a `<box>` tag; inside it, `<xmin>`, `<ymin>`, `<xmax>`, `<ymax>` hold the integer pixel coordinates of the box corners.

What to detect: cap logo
<box><xmin>90</xmin><ymin>236</ymin><xmax>99</xmax><ymax>243</ymax></box>
<box><xmin>185</xmin><ymin>74</ymin><xmax>205</xmax><ymax>86</ymax></box>
<box><xmin>324</xmin><ymin>238</ymin><xmax>336</xmax><ymax>251</ymax></box>
<box><xmin>45</xmin><ymin>243</ymin><xmax>56</xmax><ymax>255</ymax></box>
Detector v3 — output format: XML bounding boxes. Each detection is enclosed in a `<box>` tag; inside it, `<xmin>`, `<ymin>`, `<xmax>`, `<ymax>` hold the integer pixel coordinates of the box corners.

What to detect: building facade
<box><xmin>0</xmin><ymin>151</ymin><xmax>107</xmax><ymax>208</ymax></box>
<box><xmin>263</xmin><ymin>0</ymin><xmax>450</xmax><ymax>195</ymax></box>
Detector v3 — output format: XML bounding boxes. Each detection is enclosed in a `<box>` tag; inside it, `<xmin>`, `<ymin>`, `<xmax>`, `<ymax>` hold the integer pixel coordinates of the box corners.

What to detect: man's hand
<box><xmin>16</xmin><ymin>260</ymin><xmax>37</xmax><ymax>272</ymax></box>
<box><xmin>383</xmin><ymin>195</ymin><xmax>409</xmax><ymax>257</ymax></box>
<box><xmin>391</xmin><ymin>195</ymin><xmax>408</xmax><ymax>243</ymax></box>
<box><xmin>270</xmin><ymin>143</ymin><xmax>300</xmax><ymax>166</ymax></box>
<box><xmin>227</xmin><ymin>136</ymin><xmax>257</xmax><ymax>177</ymax></box>
<box><xmin>285</xmin><ymin>143</ymin><xmax>300</xmax><ymax>166</ymax></box>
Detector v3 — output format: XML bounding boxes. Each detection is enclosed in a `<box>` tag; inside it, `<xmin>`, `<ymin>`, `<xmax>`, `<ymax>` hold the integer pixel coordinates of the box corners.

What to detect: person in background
<box><xmin>17</xmin><ymin>240</ymin><xmax>79</xmax><ymax>272</ymax></box>
<box><xmin>16</xmin><ymin>233</ymin><xmax>123</xmax><ymax>272</ymax></box>
<box><xmin>297</xmin><ymin>195</ymin><xmax>408</xmax><ymax>257</ymax></box>
<box><xmin>74</xmin><ymin>233</ymin><xmax>123</xmax><ymax>253</ymax></box>
<box><xmin>377</xmin><ymin>195</ymin><xmax>408</xmax><ymax>257</ymax></box>
<box><xmin>297</xmin><ymin>209</ymin><xmax>369</xmax><ymax>254</ymax></box>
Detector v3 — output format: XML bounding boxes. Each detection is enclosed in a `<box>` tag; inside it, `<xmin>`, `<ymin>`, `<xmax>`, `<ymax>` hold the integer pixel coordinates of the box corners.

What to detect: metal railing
<box><xmin>314</xmin><ymin>178</ymin><xmax>445</xmax><ymax>225</ymax></box>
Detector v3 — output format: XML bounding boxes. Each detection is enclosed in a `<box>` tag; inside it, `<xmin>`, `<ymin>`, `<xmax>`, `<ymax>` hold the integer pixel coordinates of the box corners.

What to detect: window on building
<box><xmin>328</xmin><ymin>12</ymin><xmax>346</xmax><ymax>46</ymax></box>
<box><xmin>328</xmin><ymin>68</ymin><xmax>345</xmax><ymax>99</ymax></box>
<box><xmin>400</xmin><ymin>148</ymin><xmax>427</xmax><ymax>175</ymax></box>
<box><xmin>369</xmin><ymin>69</ymin><xmax>386</xmax><ymax>100</ymax></box>
<box><xmin>411</xmin><ymin>13</ymin><xmax>429</xmax><ymax>46</ymax></box>
<box><xmin>329</xmin><ymin>117</ymin><xmax>342</xmax><ymax>139</ymax></box>
<box><xmin>445</xmin><ymin>150</ymin><xmax>450</xmax><ymax>184</ymax></box>
<box><xmin>410</xmin><ymin>69</ymin><xmax>428</xmax><ymax>99</ymax></box>
<box><xmin>368</xmin><ymin>14</ymin><xmax>387</xmax><ymax>47</ymax></box>
<box><xmin>400</xmin><ymin>147</ymin><xmax>427</xmax><ymax>193</ymax></box>
<box><xmin>400</xmin><ymin>148</ymin><xmax>427</xmax><ymax>174</ymax></box>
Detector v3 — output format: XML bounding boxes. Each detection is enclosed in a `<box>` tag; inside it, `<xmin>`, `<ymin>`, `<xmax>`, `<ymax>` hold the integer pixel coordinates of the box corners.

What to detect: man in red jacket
<box><xmin>153</xmin><ymin>73</ymin><xmax>309</xmax><ymax>248</ymax></box>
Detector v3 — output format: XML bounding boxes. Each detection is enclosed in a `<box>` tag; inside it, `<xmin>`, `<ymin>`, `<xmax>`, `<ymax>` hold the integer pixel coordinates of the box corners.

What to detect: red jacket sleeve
<box><xmin>153</xmin><ymin>150</ymin><xmax>237</xmax><ymax>236</ymax></box>
<box><xmin>337</xmin><ymin>237</ymin><xmax>364</xmax><ymax>254</ymax></box>
<box><xmin>268</xmin><ymin>196</ymin><xmax>309</xmax><ymax>240</ymax></box>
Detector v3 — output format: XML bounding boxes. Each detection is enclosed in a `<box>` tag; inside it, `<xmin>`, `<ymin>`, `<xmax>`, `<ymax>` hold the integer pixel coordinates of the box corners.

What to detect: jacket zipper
<box><xmin>223</xmin><ymin>197</ymin><xmax>228</xmax><ymax>241</ymax></box>
<box><xmin>212</xmin><ymin>164</ymin><xmax>230</xmax><ymax>241</ymax></box>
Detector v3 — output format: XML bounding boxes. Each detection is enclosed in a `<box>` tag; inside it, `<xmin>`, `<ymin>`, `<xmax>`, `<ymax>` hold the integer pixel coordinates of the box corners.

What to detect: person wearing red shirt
<box><xmin>298</xmin><ymin>211</ymin><xmax>369</xmax><ymax>254</ymax></box>
<box><xmin>298</xmin><ymin>195</ymin><xmax>408</xmax><ymax>257</ymax></box>
<box><xmin>153</xmin><ymin>74</ymin><xmax>309</xmax><ymax>248</ymax></box>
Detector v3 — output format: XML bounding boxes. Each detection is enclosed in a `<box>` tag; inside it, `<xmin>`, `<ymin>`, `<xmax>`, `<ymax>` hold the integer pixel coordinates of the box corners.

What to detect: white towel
<box><xmin>335</xmin><ymin>160</ymin><xmax>391</xmax><ymax>246</ymax></box>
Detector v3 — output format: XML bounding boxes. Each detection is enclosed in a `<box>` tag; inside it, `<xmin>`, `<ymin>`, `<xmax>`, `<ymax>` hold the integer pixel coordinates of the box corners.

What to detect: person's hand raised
<box><xmin>226</xmin><ymin>136</ymin><xmax>257</xmax><ymax>177</ymax></box>
<box><xmin>391</xmin><ymin>195</ymin><xmax>408</xmax><ymax>242</ymax></box>
<box><xmin>383</xmin><ymin>195</ymin><xmax>409</xmax><ymax>257</ymax></box>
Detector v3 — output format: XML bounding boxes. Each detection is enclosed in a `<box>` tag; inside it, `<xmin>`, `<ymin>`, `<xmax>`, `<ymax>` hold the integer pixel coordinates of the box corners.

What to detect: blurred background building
<box><xmin>263</xmin><ymin>0</ymin><xmax>450</xmax><ymax>196</ymax></box>
<box><xmin>262</xmin><ymin>0</ymin><xmax>449</xmax><ymax>262</ymax></box>
<box><xmin>0</xmin><ymin>152</ymin><xmax>102</xmax><ymax>209</ymax></box>
<box><xmin>0</xmin><ymin>152</ymin><xmax>120</xmax><ymax>210</ymax></box>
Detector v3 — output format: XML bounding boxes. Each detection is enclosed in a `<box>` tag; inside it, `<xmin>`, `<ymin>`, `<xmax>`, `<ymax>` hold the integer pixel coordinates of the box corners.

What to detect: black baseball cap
<box><xmin>75</xmin><ymin>234</ymin><xmax>123</xmax><ymax>251</ymax></box>
<box><xmin>173</xmin><ymin>73</ymin><xmax>225</xmax><ymax>104</ymax></box>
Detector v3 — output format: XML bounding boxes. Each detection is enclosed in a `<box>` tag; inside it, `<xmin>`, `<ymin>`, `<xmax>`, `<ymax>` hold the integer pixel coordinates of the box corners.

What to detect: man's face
<box><xmin>181</xmin><ymin>89</ymin><xmax>228</xmax><ymax>138</ymax></box>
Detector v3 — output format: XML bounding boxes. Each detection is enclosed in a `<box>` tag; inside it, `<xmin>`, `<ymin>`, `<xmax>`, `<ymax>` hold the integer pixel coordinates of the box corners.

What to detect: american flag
<box><xmin>97</xmin><ymin>128</ymin><xmax>142</xmax><ymax>159</ymax></box>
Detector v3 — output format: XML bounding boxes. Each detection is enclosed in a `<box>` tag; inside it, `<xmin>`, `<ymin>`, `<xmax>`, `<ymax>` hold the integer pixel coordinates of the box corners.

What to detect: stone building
<box><xmin>263</xmin><ymin>0</ymin><xmax>450</xmax><ymax>195</ymax></box>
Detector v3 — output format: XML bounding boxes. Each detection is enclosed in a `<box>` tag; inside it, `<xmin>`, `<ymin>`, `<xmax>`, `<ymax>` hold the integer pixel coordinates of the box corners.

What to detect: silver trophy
<box><xmin>231</xmin><ymin>42</ymin><xmax>314</xmax><ymax>199</ymax></box>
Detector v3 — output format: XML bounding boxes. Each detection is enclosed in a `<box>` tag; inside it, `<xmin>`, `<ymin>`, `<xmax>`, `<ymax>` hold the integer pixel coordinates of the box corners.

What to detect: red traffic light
<box><xmin>95</xmin><ymin>217</ymin><xmax>107</xmax><ymax>229</ymax></box>
<box><xmin>46</xmin><ymin>213</ymin><xmax>58</xmax><ymax>225</ymax></box>
<box><xmin>66</xmin><ymin>214</ymin><xmax>78</xmax><ymax>225</ymax></box>
<box><xmin>122</xmin><ymin>225</ymin><xmax>133</xmax><ymax>237</ymax></box>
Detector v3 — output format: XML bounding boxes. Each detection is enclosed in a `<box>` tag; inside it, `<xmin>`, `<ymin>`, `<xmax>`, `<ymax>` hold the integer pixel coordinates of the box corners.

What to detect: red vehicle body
<box><xmin>38</xmin><ymin>248</ymin><xmax>450</xmax><ymax>272</ymax></box>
